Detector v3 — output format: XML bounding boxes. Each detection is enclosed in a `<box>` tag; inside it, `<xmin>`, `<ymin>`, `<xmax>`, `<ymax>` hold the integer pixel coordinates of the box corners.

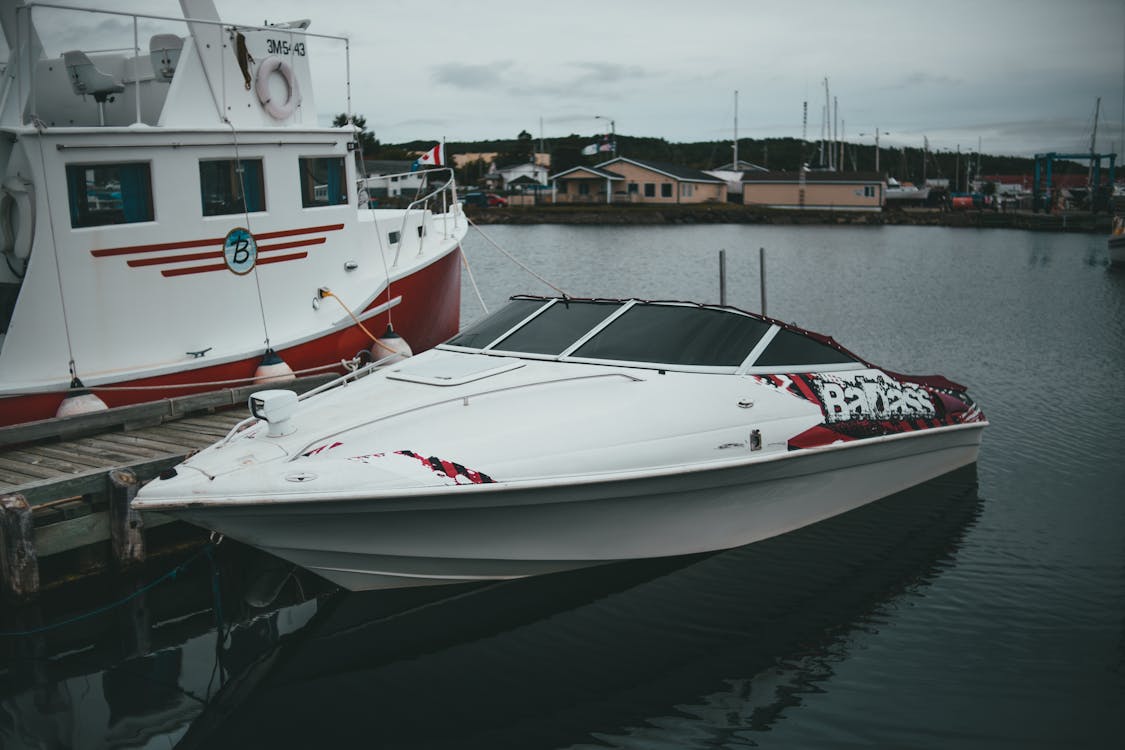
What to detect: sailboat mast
<box><xmin>733</xmin><ymin>90</ymin><xmax>738</xmax><ymax>169</ymax></box>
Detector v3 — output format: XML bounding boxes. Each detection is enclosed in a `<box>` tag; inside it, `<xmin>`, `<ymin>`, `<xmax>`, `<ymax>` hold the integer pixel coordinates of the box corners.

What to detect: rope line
<box><xmin>460</xmin><ymin>246</ymin><xmax>489</xmax><ymax>315</ymax></box>
<box><xmin>226</xmin><ymin>118</ymin><xmax>273</xmax><ymax>350</ymax></box>
<box><xmin>319</xmin><ymin>289</ymin><xmax>400</xmax><ymax>356</ymax></box>
<box><xmin>31</xmin><ymin>122</ymin><xmax>79</xmax><ymax>383</ymax></box>
<box><xmin>467</xmin><ymin>216</ymin><xmax>568</xmax><ymax>297</ymax></box>
<box><xmin>0</xmin><ymin>544</ymin><xmax>215</xmax><ymax>638</ymax></box>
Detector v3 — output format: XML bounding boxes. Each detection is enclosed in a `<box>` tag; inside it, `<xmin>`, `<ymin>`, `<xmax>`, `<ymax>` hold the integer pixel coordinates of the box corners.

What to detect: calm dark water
<box><xmin>2</xmin><ymin>224</ymin><xmax>1123</xmax><ymax>748</ymax></box>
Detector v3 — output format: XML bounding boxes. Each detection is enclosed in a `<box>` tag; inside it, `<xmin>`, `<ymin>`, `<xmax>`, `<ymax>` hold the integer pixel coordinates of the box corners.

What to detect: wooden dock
<box><xmin>0</xmin><ymin>375</ymin><xmax>334</xmax><ymax>598</ymax></box>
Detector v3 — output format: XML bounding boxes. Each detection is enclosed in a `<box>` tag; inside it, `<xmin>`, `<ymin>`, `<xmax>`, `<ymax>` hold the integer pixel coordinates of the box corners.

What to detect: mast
<box><xmin>733</xmin><ymin>90</ymin><xmax>738</xmax><ymax>169</ymax></box>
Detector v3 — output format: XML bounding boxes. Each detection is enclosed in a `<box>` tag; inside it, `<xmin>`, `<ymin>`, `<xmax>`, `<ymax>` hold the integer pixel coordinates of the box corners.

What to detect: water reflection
<box><xmin>173</xmin><ymin>466</ymin><xmax>978</xmax><ymax>750</ymax></box>
<box><xmin>0</xmin><ymin>466</ymin><xmax>980</xmax><ymax>749</ymax></box>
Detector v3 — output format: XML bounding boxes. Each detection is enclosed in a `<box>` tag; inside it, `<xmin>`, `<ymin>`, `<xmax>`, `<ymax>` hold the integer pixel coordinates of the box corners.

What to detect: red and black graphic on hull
<box><xmin>754</xmin><ymin>372</ymin><xmax>985</xmax><ymax>451</ymax></box>
<box><xmin>395</xmin><ymin>450</ymin><xmax>495</xmax><ymax>484</ymax></box>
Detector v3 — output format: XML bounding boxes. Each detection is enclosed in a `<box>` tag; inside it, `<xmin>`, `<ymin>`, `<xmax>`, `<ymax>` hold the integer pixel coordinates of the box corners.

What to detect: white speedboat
<box><xmin>0</xmin><ymin>0</ymin><xmax>465</xmax><ymax>426</ymax></box>
<box><xmin>134</xmin><ymin>296</ymin><xmax>988</xmax><ymax>591</ymax></box>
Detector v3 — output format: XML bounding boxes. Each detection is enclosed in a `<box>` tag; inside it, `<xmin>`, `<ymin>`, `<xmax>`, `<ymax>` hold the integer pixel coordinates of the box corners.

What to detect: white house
<box><xmin>361</xmin><ymin>159</ymin><xmax>425</xmax><ymax>201</ymax></box>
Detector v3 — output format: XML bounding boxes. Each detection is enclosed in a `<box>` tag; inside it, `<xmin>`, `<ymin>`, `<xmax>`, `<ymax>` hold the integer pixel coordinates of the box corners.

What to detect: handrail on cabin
<box><xmin>389</xmin><ymin>167</ymin><xmax>459</xmax><ymax>267</ymax></box>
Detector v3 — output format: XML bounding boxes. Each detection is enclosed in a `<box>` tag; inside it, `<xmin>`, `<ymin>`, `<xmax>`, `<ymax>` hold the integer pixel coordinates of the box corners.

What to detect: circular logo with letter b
<box><xmin>223</xmin><ymin>227</ymin><xmax>257</xmax><ymax>275</ymax></box>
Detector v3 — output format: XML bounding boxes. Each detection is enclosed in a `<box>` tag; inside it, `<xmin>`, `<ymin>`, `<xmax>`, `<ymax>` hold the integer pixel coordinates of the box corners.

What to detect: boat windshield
<box><xmin>491</xmin><ymin>300</ymin><xmax>623</xmax><ymax>354</ymax></box>
<box><xmin>447</xmin><ymin>298</ymin><xmax>783</xmax><ymax>367</ymax></box>
<box><xmin>571</xmin><ymin>304</ymin><xmax>771</xmax><ymax>366</ymax></box>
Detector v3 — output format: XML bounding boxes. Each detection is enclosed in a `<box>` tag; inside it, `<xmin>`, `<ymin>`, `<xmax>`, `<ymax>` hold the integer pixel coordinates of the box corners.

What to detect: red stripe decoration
<box><xmin>160</xmin><ymin>251</ymin><xmax>308</xmax><ymax>277</ymax></box>
<box><xmin>92</xmin><ymin>223</ymin><xmax>344</xmax><ymax>258</ymax></box>
<box><xmin>790</xmin><ymin>374</ymin><xmax>819</xmax><ymax>404</ymax></box>
<box><xmin>126</xmin><ymin>237</ymin><xmax>326</xmax><ymax>267</ymax></box>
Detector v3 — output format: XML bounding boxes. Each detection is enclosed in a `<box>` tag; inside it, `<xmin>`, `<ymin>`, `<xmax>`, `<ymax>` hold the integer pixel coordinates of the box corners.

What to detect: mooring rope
<box><xmin>466</xmin><ymin>216</ymin><xmax>569</xmax><ymax>297</ymax></box>
<box><xmin>0</xmin><ymin>543</ymin><xmax>216</xmax><ymax>638</ymax></box>
<box><xmin>460</xmin><ymin>246</ymin><xmax>489</xmax><ymax>315</ymax></box>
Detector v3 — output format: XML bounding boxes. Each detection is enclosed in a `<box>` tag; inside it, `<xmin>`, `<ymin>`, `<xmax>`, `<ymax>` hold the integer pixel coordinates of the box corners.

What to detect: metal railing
<box><xmin>10</xmin><ymin>2</ymin><xmax>352</xmax><ymax>128</ymax></box>
<box><xmin>383</xmin><ymin>167</ymin><xmax>460</xmax><ymax>266</ymax></box>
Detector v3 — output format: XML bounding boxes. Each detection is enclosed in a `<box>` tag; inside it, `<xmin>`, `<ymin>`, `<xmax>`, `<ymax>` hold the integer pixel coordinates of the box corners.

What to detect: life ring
<box><xmin>0</xmin><ymin>177</ymin><xmax>35</xmax><ymax>276</ymax></box>
<box><xmin>255</xmin><ymin>55</ymin><xmax>301</xmax><ymax>120</ymax></box>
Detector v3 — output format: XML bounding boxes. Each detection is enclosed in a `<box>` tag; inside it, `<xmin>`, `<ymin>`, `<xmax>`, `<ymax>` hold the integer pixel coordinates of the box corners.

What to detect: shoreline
<box><xmin>464</xmin><ymin>204</ymin><xmax>1112</xmax><ymax>233</ymax></box>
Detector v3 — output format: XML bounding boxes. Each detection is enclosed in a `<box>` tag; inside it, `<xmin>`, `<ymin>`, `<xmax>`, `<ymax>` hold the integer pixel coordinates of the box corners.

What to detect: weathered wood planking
<box><xmin>0</xmin><ymin>373</ymin><xmax>338</xmax><ymax>508</ymax></box>
<box><xmin>0</xmin><ymin>373</ymin><xmax>335</xmax><ymax>448</ymax></box>
<box><xmin>0</xmin><ymin>417</ymin><xmax>245</xmax><ymax>507</ymax></box>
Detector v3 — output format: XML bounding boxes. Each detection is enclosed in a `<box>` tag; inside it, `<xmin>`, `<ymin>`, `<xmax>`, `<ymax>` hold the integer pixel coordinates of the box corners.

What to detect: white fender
<box><xmin>255</xmin><ymin>55</ymin><xmax>301</xmax><ymax>120</ymax></box>
<box><xmin>1</xmin><ymin>177</ymin><xmax>35</xmax><ymax>272</ymax></box>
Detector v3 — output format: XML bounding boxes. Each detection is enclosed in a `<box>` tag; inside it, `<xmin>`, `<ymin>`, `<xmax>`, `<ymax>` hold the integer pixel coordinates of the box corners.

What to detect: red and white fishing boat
<box><xmin>0</xmin><ymin>0</ymin><xmax>466</xmax><ymax>427</ymax></box>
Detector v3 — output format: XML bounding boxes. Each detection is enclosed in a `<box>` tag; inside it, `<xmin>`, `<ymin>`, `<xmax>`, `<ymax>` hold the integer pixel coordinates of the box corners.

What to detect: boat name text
<box><xmin>812</xmin><ymin>374</ymin><xmax>935</xmax><ymax>423</ymax></box>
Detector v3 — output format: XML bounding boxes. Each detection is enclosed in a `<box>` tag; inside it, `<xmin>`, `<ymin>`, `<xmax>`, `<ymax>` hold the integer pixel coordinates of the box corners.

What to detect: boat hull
<box><xmin>0</xmin><ymin>247</ymin><xmax>462</xmax><ymax>427</ymax></box>
<box><xmin>166</xmin><ymin>422</ymin><xmax>985</xmax><ymax>591</ymax></box>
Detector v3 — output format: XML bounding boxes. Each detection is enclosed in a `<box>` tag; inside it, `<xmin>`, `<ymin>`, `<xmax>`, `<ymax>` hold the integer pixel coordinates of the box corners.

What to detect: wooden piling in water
<box><xmin>0</xmin><ymin>493</ymin><xmax>39</xmax><ymax>598</ymax></box>
<box><xmin>109</xmin><ymin>468</ymin><xmax>145</xmax><ymax>566</ymax></box>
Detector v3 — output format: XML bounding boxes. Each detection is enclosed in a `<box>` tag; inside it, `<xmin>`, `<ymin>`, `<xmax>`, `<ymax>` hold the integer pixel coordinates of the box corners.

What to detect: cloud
<box><xmin>431</xmin><ymin>63</ymin><xmax>509</xmax><ymax>90</ymax></box>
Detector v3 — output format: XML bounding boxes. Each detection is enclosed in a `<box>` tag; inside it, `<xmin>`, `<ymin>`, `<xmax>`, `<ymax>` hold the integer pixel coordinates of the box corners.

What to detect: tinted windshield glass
<box><xmin>493</xmin><ymin>300</ymin><xmax>623</xmax><ymax>355</ymax></box>
<box><xmin>572</xmin><ymin>305</ymin><xmax>771</xmax><ymax>366</ymax></box>
<box><xmin>446</xmin><ymin>299</ymin><xmax>545</xmax><ymax>348</ymax></box>
<box><xmin>753</xmin><ymin>328</ymin><xmax>858</xmax><ymax>366</ymax></box>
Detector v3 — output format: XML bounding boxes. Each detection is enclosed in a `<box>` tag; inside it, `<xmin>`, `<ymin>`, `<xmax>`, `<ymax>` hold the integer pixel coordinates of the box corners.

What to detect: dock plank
<box><xmin>134</xmin><ymin>426</ymin><xmax>229</xmax><ymax>447</ymax></box>
<box><xmin>20</xmin><ymin>444</ymin><xmax>110</xmax><ymax>469</ymax></box>
<box><xmin>0</xmin><ymin>455</ymin><xmax>59</xmax><ymax>481</ymax></box>
<box><xmin>3</xmin><ymin>449</ymin><xmax>108</xmax><ymax>476</ymax></box>
<box><xmin>67</xmin><ymin>437</ymin><xmax>167</xmax><ymax>463</ymax></box>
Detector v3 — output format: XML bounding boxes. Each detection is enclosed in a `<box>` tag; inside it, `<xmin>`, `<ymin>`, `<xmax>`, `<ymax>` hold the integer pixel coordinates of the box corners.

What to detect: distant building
<box><xmin>452</xmin><ymin>152</ymin><xmax>551</xmax><ymax>169</ymax></box>
<box><xmin>550</xmin><ymin>157</ymin><xmax>726</xmax><ymax>204</ymax></box>
<box><xmin>706</xmin><ymin>160</ymin><xmax>768</xmax><ymax>198</ymax></box>
<box><xmin>488</xmin><ymin>161</ymin><xmax>550</xmax><ymax>190</ymax></box>
<box><xmin>361</xmin><ymin>159</ymin><xmax>423</xmax><ymax>200</ymax></box>
<box><xmin>741</xmin><ymin>171</ymin><xmax>884</xmax><ymax>211</ymax></box>
<box><xmin>548</xmin><ymin>165</ymin><xmax>624</xmax><ymax>203</ymax></box>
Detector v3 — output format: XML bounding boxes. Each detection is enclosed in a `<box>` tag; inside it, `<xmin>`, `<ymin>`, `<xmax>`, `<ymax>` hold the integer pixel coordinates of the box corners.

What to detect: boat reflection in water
<box><xmin>176</xmin><ymin>465</ymin><xmax>981</xmax><ymax>749</ymax></box>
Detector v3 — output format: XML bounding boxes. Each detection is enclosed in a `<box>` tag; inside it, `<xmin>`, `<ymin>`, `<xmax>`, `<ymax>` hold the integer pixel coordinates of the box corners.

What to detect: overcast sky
<box><xmin>34</xmin><ymin>0</ymin><xmax>1125</xmax><ymax>157</ymax></box>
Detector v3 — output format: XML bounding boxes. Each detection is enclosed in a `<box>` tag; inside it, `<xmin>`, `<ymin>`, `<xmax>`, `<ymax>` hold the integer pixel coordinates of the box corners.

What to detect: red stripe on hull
<box><xmin>127</xmin><ymin>237</ymin><xmax>326</xmax><ymax>268</ymax></box>
<box><xmin>0</xmin><ymin>248</ymin><xmax>462</xmax><ymax>428</ymax></box>
<box><xmin>92</xmin><ymin>224</ymin><xmax>345</xmax><ymax>258</ymax></box>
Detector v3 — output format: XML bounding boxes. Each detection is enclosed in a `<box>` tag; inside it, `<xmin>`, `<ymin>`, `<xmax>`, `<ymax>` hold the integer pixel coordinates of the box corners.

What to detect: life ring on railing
<box><xmin>0</xmin><ymin>177</ymin><xmax>35</xmax><ymax>277</ymax></box>
<box><xmin>255</xmin><ymin>55</ymin><xmax>301</xmax><ymax>120</ymax></box>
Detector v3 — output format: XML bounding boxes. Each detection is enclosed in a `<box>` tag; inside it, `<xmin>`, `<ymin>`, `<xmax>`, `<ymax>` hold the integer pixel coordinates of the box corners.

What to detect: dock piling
<box><xmin>1</xmin><ymin>493</ymin><xmax>40</xmax><ymax>599</ymax></box>
<box><xmin>109</xmin><ymin>469</ymin><xmax>145</xmax><ymax>566</ymax></box>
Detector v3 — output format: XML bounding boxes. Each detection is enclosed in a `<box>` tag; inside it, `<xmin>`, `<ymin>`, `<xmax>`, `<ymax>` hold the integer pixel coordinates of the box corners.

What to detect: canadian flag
<box><xmin>416</xmin><ymin>143</ymin><xmax>444</xmax><ymax>167</ymax></box>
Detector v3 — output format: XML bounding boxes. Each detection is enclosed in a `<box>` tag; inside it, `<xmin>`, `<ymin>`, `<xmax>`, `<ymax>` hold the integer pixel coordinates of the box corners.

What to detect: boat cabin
<box><xmin>441</xmin><ymin>297</ymin><xmax>864</xmax><ymax>375</ymax></box>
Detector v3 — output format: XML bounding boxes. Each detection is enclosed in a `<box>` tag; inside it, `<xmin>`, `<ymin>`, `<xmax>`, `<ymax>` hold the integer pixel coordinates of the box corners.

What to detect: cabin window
<box><xmin>661</xmin><ymin>183</ymin><xmax>673</xmax><ymax>198</ymax></box>
<box><xmin>573</xmin><ymin>305</ymin><xmax>771</xmax><ymax>366</ymax></box>
<box><xmin>65</xmin><ymin>163</ymin><xmax>153</xmax><ymax>228</ymax></box>
<box><xmin>578</xmin><ymin>182</ymin><xmax>590</xmax><ymax>196</ymax></box>
<box><xmin>199</xmin><ymin>159</ymin><xmax>265</xmax><ymax>216</ymax></box>
<box><xmin>644</xmin><ymin>183</ymin><xmax>655</xmax><ymax>197</ymax></box>
<box><xmin>683</xmin><ymin>184</ymin><xmax>694</xmax><ymax>198</ymax></box>
<box><xmin>492</xmin><ymin>300</ymin><xmax>622</xmax><ymax>355</ymax></box>
<box><xmin>864</xmin><ymin>186</ymin><xmax>876</xmax><ymax>197</ymax></box>
<box><xmin>752</xmin><ymin>328</ymin><xmax>859</xmax><ymax>367</ymax></box>
<box><xmin>299</xmin><ymin>157</ymin><xmax>348</xmax><ymax>207</ymax></box>
<box><xmin>446</xmin><ymin>298</ymin><xmax>547</xmax><ymax>349</ymax></box>
<box><xmin>557</xmin><ymin>182</ymin><xmax>568</xmax><ymax>194</ymax></box>
<box><xmin>628</xmin><ymin>182</ymin><xmax>638</xmax><ymax>194</ymax></box>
